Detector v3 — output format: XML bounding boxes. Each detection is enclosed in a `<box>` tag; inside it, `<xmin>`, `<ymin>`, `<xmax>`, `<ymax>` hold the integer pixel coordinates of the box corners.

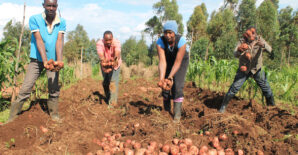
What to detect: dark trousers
<box><xmin>226</xmin><ymin>69</ymin><xmax>273</xmax><ymax>98</ymax></box>
<box><xmin>101</xmin><ymin>67</ymin><xmax>120</xmax><ymax>104</ymax></box>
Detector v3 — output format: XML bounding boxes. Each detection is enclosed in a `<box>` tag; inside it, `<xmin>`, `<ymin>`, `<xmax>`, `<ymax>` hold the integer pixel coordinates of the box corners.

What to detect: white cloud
<box><xmin>120</xmin><ymin>26</ymin><xmax>131</xmax><ymax>33</ymax></box>
<box><xmin>115</xmin><ymin>0</ymin><xmax>159</xmax><ymax>6</ymax></box>
<box><xmin>0</xmin><ymin>3</ymin><xmax>42</xmax><ymax>39</ymax></box>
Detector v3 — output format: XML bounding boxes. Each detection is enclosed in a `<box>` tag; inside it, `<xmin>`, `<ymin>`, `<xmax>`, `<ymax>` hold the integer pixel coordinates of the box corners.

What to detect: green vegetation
<box><xmin>0</xmin><ymin>0</ymin><xmax>297</xmax><ymax>119</ymax></box>
<box><xmin>187</xmin><ymin>56</ymin><xmax>297</xmax><ymax>105</ymax></box>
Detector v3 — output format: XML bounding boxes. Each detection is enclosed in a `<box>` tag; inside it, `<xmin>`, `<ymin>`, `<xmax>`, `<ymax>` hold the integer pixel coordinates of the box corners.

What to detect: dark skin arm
<box><xmin>157</xmin><ymin>44</ymin><xmax>187</xmax><ymax>80</ymax></box>
<box><xmin>56</xmin><ymin>32</ymin><xmax>64</xmax><ymax>62</ymax></box>
<box><xmin>33</xmin><ymin>31</ymin><xmax>48</xmax><ymax>67</ymax></box>
<box><xmin>157</xmin><ymin>45</ymin><xmax>167</xmax><ymax>81</ymax></box>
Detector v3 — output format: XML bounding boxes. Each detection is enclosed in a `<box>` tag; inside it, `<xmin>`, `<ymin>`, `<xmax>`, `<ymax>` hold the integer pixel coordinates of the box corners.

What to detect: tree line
<box><xmin>1</xmin><ymin>0</ymin><xmax>297</xmax><ymax>69</ymax></box>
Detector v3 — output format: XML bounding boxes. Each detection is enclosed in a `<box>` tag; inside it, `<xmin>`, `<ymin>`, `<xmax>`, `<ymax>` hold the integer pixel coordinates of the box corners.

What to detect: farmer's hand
<box><xmin>256</xmin><ymin>41</ymin><xmax>265</xmax><ymax>48</ymax></box>
<box><xmin>53</xmin><ymin>61</ymin><xmax>64</xmax><ymax>71</ymax></box>
<box><xmin>165</xmin><ymin>77</ymin><xmax>173</xmax><ymax>90</ymax></box>
<box><xmin>100</xmin><ymin>59</ymin><xmax>107</xmax><ymax>67</ymax></box>
<box><xmin>43</xmin><ymin>61</ymin><xmax>49</xmax><ymax>70</ymax></box>
<box><xmin>157</xmin><ymin>78</ymin><xmax>173</xmax><ymax>91</ymax></box>
<box><xmin>238</xmin><ymin>43</ymin><xmax>249</xmax><ymax>53</ymax></box>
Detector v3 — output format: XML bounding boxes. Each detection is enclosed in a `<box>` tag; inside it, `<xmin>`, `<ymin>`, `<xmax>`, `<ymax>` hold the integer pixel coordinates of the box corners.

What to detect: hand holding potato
<box><xmin>237</xmin><ymin>43</ymin><xmax>249</xmax><ymax>53</ymax></box>
<box><xmin>45</xmin><ymin>59</ymin><xmax>64</xmax><ymax>72</ymax></box>
<box><xmin>157</xmin><ymin>77</ymin><xmax>174</xmax><ymax>91</ymax></box>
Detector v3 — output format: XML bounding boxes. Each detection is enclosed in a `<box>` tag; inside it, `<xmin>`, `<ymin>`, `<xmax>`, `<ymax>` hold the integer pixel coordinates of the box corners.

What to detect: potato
<box><xmin>172</xmin><ymin>139</ymin><xmax>179</xmax><ymax>145</ymax></box>
<box><xmin>199</xmin><ymin>145</ymin><xmax>208</xmax><ymax>154</ymax></box>
<box><xmin>219</xmin><ymin>133</ymin><xmax>228</xmax><ymax>141</ymax></box>
<box><xmin>245</xmin><ymin>52</ymin><xmax>252</xmax><ymax>60</ymax></box>
<box><xmin>170</xmin><ymin>145</ymin><xmax>179</xmax><ymax>155</ymax></box>
<box><xmin>238</xmin><ymin>149</ymin><xmax>244</xmax><ymax>155</ymax></box>
<box><xmin>189</xmin><ymin>145</ymin><xmax>199</xmax><ymax>155</ymax></box>
<box><xmin>257</xmin><ymin>150</ymin><xmax>264</xmax><ymax>155</ymax></box>
<box><xmin>184</xmin><ymin>138</ymin><xmax>192</xmax><ymax>147</ymax></box>
<box><xmin>240</xmin><ymin>66</ymin><xmax>247</xmax><ymax>72</ymax></box>
<box><xmin>162</xmin><ymin>144</ymin><xmax>170</xmax><ymax>153</ymax></box>
<box><xmin>225</xmin><ymin>148</ymin><xmax>235</xmax><ymax>155</ymax></box>
<box><xmin>207</xmin><ymin>149</ymin><xmax>217</xmax><ymax>155</ymax></box>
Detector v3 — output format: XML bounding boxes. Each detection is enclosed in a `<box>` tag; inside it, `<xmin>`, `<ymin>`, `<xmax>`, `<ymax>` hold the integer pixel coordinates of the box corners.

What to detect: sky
<box><xmin>0</xmin><ymin>0</ymin><xmax>297</xmax><ymax>43</ymax></box>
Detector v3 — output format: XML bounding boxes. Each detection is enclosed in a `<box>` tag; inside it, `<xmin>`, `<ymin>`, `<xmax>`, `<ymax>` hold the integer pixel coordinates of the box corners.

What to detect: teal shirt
<box><xmin>29</xmin><ymin>13</ymin><xmax>66</xmax><ymax>61</ymax></box>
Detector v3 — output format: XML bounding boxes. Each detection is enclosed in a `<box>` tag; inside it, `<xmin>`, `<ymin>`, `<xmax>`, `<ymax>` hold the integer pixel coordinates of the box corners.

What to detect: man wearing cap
<box><xmin>96</xmin><ymin>31</ymin><xmax>121</xmax><ymax>108</ymax></box>
<box><xmin>219</xmin><ymin>27</ymin><xmax>275</xmax><ymax>113</ymax></box>
<box><xmin>7</xmin><ymin>0</ymin><xmax>66</xmax><ymax>123</ymax></box>
<box><xmin>156</xmin><ymin>20</ymin><xmax>189</xmax><ymax>123</ymax></box>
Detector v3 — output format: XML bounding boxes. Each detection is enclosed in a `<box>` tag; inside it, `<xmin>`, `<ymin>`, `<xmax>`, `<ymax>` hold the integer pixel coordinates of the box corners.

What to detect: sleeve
<box><xmin>96</xmin><ymin>40</ymin><xmax>105</xmax><ymax>57</ymax></box>
<box><xmin>59</xmin><ymin>19</ymin><xmax>66</xmax><ymax>33</ymax></box>
<box><xmin>259</xmin><ymin>36</ymin><xmax>272</xmax><ymax>53</ymax></box>
<box><xmin>114</xmin><ymin>39</ymin><xmax>121</xmax><ymax>52</ymax></box>
<box><xmin>156</xmin><ymin>37</ymin><xmax>165</xmax><ymax>49</ymax></box>
<box><xmin>178</xmin><ymin>37</ymin><xmax>187</xmax><ymax>49</ymax></box>
<box><xmin>234</xmin><ymin>42</ymin><xmax>242</xmax><ymax>58</ymax></box>
<box><xmin>29</xmin><ymin>16</ymin><xmax>39</xmax><ymax>33</ymax></box>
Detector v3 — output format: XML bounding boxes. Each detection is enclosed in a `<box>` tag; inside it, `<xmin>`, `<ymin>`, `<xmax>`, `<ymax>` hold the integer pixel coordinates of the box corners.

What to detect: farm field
<box><xmin>0</xmin><ymin>77</ymin><xmax>297</xmax><ymax>155</ymax></box>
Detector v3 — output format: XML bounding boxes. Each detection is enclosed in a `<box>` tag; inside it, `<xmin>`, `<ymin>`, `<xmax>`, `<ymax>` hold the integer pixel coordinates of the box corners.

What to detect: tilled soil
<box><xmin>0</xmin><ymin>77</ymin><xmax>297</xmax><ymax>155</ymax></box>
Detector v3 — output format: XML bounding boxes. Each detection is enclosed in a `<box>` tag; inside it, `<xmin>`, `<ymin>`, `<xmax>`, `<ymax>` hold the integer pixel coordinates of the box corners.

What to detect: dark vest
<box><xmin>161</xmin><ymin>35</ymin><xmax>184</xmax><ymax>68</ymax></box>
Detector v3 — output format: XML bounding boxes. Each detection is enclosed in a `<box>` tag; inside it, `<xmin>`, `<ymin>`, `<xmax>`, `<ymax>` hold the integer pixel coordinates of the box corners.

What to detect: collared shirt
<box><xmin>29</xmin><ymin>12</ymin><xmax>66</xmax><ymax>61</ymax></box>
<box><xmin>234</xmin><ymin>36</ymin><xmax>272</xmax><ymax>74</ymax></box>
<box><xmin>96</xmin><ymin>38</ymin><xmax>122</xmax><ymax>70</ymax></box>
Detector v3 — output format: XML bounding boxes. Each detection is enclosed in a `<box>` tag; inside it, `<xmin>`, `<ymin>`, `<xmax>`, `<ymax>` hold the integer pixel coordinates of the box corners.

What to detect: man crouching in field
<box><xmin>219</xmin><ymin>27</ymin><xmax>275</xmax><ymax>113</ymax></box>
<box><xmin>96</xmin><ymin>31</ymin><xmax>121</xmax><ymax>108</ymax></box>
<box><xmin>156</xmin><ymin>21</ymin><xmax>189</xmax><ymax>123</ymax></box>
<box><xmin>7</xmin><ymin>0</ymin><xmax>66</xmax><ymax>123</ymax></box>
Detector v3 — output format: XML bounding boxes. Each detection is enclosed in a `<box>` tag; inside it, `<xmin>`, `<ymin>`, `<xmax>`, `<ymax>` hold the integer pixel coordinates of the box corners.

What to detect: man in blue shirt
<box><xmin>156</xmin><ymin>20</ymin><xmax>189</xmax><ymax>123</ymax></box>
<box><xmin>7</xmin><ymin>0</ymin><xmax>66</xmax><ymax>123</ymax></box>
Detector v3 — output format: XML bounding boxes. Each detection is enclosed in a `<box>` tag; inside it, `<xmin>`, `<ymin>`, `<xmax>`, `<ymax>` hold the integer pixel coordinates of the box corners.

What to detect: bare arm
<box><xmin>168</xmin><ymin>44</ymin><xmax>186</xmax><ymax>79</ymax></box>
<box><xmin>157</xmin><ymin>45</ymin><xmax>167</xmax><ymax>81</ymax></box>
<box><xmin>56</xmin><ymin>32</ymin><xmax>64</xmax><ymax>62</ymax></box>
<box><xmin>33</xmin><ymin>31</ymin><xmax>47</xmax><ymax>66</ymax></box>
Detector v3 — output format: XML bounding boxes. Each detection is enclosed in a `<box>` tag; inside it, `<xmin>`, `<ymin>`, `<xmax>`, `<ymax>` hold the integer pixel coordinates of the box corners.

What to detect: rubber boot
<box><xmin>103</xmin><ymin>83</ymin><xmax>110</xmax><ymax>104</ymax></box>
<box><xmin>266</xmin><ymin>95</ymin><xmax>275</xmax><ymax>106</ymax></box>
<box><xmin>7</xmin><ymin>101</ymin><xmax>24</xmax><ymax>123</ymax></box>
<box><xmin>163</xmin><ymin>98</ymin><xmax>171</xmax><ymax>112</ymax></box>
<box><xmin>47</xmin><ymin>98</ymin><xmax>61</xmax><ymax>122</ymax></box>
<box><xmin>173</xmin><ymin>102</ymin><xmax>182</xmax><ymax>123</ymax></box>
<box><xmin>219</xmin><ymin>95</ymin><xmax>233</xmax><ymax>113</ymax></box>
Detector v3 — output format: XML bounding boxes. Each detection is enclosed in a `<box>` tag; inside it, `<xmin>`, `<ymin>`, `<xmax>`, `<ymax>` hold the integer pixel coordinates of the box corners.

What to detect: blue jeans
<box><xmin>101</xmin><ymin>67</ymin><xmax>120</xmax><ymax>105</ymax></box>
<box><xmin>226</xmin><ymin>69</ymin><xmax>273</xmax><ymax>98</ymax></box>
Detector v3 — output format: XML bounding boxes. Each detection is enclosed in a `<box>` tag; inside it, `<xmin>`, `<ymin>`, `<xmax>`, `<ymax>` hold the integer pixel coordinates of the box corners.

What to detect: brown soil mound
<box><xmin>0</xmin><ymin>77</ymin><xmax>297</xmax><ymax>154</ymax></box>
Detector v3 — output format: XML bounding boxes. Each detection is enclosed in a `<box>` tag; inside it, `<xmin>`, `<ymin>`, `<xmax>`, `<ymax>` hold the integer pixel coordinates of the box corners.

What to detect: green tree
<box><xmin>237</xmin><ymin>0</ymin><xmax>257</xmax><ymax>35</ymax></box>
<box><xmin>278</xmin><ymin>7</ymin><xmax>298</xmax><ymax>66</ymax></box>
<box><xmin>121</xmin><ymin>36</ymin><xmax>150</xmax><ymax>66</ymax></box>
<box><xmin>84</xmin><ymin>39</ymin><xmax>99</xmax><ymax>64</ymax></box>
<box><xmin>187</xmin><ymin>3</ymin><xmax>208</xmax><ymax>44</ymax></box>
<box><xmin>223</xmin><ymin>0</ymin><xmax>239</xmax><ymax>11</ymax></box>
<box><xmin>3</xmin><ymin>20</ymin><xmax>31</xmax><ymax>48</ymax></box>
<box><xmin>190</xmin><ymin>36</ymin><xmax>211</xmax><ymax>59</ymax></box>
<box><xmin>257</xmin><ymin>0</ymin><xmax>280</xmax><ymax>68</ymax></box>
<box><xmin>207</xmin><ymin>9</ymin><xmax>238</xmax><ymax>59</ymax></box>
<box><xmin>201</xmin><ymin>3</ymin><xmax>209</xmax><ymax>19</ymax></box>
<box><xmin>64</xmin><ymin>24</ymin><xmax>90</xmax><ymax>63</ymax></box>
<box><xmin>153</xmin><ymin>0</ymin><xmax>184</xmax><ymax>34</ymax></box>
<box><xmin>144</xmin><ymin>16</ymin><xmax>161</xmax><ymax>65</ymax></box>
<box><xmin>270</xmin><ymin>0</ymin><xmax>279</xmax><ymax>8</ymax></box>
